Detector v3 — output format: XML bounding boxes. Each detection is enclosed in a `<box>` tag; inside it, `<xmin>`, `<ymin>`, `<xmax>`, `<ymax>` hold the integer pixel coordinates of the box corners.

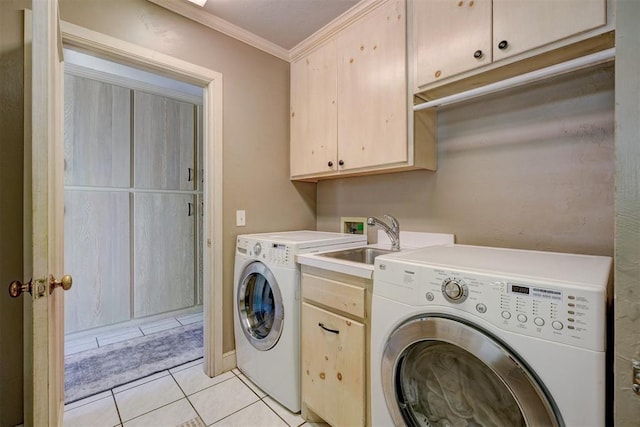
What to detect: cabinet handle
<box><xmin>473</xmin><ymin>50</ymin><xmax>483</xmax><ymax>59</ymax></box>
<box><xmin>188</xmin><ymin>202</ymin><xmax>193</xmax><ymax>216</ymax></box>
<box><xmin>498</xmin><ymin>40</ymin><xmax>508</xmax><ymax>50</ymax></box>
<box><xmin>318</xmin><ymin>322</ymin><xmax>340</xmax><ymax>334</ymax></box>
<box><xmin>328</xmin><ymin>161</ymin><xmax>334</xmax><ymax>167</ymax></box>
<box><xmin>338</xmin><ymin>160</ymin><xmax>344</xmax><ymax>166</ymax></box>
<box><xmin>188</xmin><ymin>167</ymin><xmax>194</xmax><ymax>182</ymax></box>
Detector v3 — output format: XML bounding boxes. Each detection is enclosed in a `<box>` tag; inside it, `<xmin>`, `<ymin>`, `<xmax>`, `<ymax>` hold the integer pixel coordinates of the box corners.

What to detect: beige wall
<box><xmin>0</xmin><ymin>2</ymin><xmax>26</xmax><ymax>425</ymax></box>
<box><xmin>318</xmin><ymin>64</ymin><xmax>614</xmax><ymax>257</ymax></box>
<box><xmin>58</xmin><ymin>0</ymin><xmax>317</xmax><ymax>352</ymax></box>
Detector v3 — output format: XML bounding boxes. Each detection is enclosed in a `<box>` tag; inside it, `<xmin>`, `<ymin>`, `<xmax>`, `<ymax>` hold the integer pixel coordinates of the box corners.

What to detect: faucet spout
<box><xmin>367</xmin><ymin>214</ymin><xmax>400</xmax><ymax>251</ymax></box>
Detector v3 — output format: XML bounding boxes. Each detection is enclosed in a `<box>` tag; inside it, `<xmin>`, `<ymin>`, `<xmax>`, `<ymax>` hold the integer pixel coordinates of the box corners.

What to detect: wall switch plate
<box><xmin>236</xmin><ymin>210</ymin><xmax>246</xmax><ymax>227</ymax></box>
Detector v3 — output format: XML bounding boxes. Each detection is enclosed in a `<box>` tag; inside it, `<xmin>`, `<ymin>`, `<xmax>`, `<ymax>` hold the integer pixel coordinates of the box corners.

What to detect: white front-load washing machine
<box><xmin>371</xmin><ymin>244</ymin><xmax>612</xmax><ymax>427</ymax></box>
<box><xmin>234</xmin><ymin>231</ymin><xmax>366</xmax><ymax>412</ymax></box>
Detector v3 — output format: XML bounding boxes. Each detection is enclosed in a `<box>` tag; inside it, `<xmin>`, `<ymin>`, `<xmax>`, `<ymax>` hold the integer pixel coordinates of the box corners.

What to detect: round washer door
<box><xmin>381</xmin><ymin>316</ymin><xmax>560</xmax><ymax>427</ymax></box>
<box><xmin>237</xmin><ymin>261</ymin><xmax>284</xmax><ymax>351</ymax></box>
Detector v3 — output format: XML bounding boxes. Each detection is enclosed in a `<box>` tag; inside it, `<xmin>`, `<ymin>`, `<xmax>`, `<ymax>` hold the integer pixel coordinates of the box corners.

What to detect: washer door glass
<box><xmin>382</xmin><ymin>316</ymin><xmax>560</xmax><ymax>427</ymax></box>
<box><xmin>398</xmin><ymin>342</ymin><xmax>525</xmax><ymax>426</ymax></box>
<box><xmin>237</xmin><ymin>262</ymin><xmax>284</xmax><ymax>351</ymax></box>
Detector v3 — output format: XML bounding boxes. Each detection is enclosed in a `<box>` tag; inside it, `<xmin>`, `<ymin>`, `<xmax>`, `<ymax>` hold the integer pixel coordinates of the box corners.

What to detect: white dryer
<box><xmin>234</xmin><ymin>231</ymin><xmax>366</xmax><ymax>412</ymax></box>
<box><xmin>371</xmin><ymin>244</ymin><xmax>612</xmax><ymax>427</ymax></box>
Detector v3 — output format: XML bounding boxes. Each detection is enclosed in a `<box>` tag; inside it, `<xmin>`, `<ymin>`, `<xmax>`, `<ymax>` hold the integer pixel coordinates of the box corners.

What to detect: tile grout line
<box><xmin>112</xmin><ymin>373</ymin><xmax>185</xmax><ymax>425</ymax></box>
<box><xmin>260</xmin><ymin>395</ymin><xmax>295</xmax><ymax>427</ymax></box>
<box><xmin>168</xmin><ymin>369</ymin><xmax>207</xmax><ymax>426</ymax></box>
<box><xmin>110</xmin><ymin>389</ymin><xmax>124</xmax><ymax>427</ymax></box>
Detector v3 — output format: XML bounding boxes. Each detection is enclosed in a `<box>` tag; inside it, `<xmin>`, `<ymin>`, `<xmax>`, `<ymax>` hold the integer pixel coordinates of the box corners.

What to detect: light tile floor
<box><xmin>64</xmin><ymin>313</ymin><xmax>326</xmax><ymax>427</ymax></box>
<box><xmin>63</xmin><ymin>360</ymin><xmax>316</xmax><ymax>427</ymax></box>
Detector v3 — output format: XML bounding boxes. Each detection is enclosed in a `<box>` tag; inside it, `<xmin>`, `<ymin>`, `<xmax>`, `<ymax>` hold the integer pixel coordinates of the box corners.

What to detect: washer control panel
<box><xmin>236</xmin><ymin>238</ymin><xmax>293</xmax><ymax>266</ymax></box>
<box><xmin>374</xmin><ymin>261</ymin><xmax>607</xmax><ymax>352</ymax></box>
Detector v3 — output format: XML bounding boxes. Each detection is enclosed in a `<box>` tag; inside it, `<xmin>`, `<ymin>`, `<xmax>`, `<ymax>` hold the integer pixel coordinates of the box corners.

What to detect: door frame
<box><xmin>60</xmin><ymin>21</ymin><xmax>224</xmax><ymax>376</ymax></box>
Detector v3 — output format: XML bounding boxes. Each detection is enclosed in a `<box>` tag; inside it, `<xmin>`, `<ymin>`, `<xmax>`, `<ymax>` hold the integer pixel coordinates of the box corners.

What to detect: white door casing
<box><xmin>59</xmin><ymin>21</ymin><xmax>225</xmax><ymax>377</ymax></box>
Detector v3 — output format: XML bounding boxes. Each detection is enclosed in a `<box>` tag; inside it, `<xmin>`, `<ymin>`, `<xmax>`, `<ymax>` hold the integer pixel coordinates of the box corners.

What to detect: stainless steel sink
<box><xmin>318</xmin><ymin>247</ymin><xmax>396</xmax><ymax>265</ymax></box>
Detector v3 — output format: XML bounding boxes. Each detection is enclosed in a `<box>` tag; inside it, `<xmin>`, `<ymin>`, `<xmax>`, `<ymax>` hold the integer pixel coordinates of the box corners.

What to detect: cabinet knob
<box><xmin>498</xmin><ymin>40</ymin><xmax>509</xmax><ymax>50</ymax></box>
<box><xmin>338</xmin><ymin>160</ymin><xmax>344</xmax><ymax>166</ymax></box>
<box><xmin>328</xmin><ymin>161</ymin><xmax>334</xmax><ymax>167</ymax></box>
<box><xmin>473</xmin><ymin>50</ymin><xmax>483</xmax><ymax>59</ymax></box>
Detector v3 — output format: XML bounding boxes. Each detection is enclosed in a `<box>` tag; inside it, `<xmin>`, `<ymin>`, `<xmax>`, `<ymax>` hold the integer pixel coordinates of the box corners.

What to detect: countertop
<box><xmin>295</xmin><ymin>231</ymin><xmax>455</xmax><ymax>280</ymax></box>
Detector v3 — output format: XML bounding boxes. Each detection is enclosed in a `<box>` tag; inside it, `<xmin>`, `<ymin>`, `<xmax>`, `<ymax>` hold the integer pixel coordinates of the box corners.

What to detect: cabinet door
<box><xmin>302</xmin><ymin>302</ymin><xmax>365</xmax><ymax>427</ymax></box>
<box><xmin>64</xmin><ymin>74</ymin><xmax>131</xmax><ymax>187</ymax></box>
<box><xmin>134</xmin><ymin>91</ymin><xmax>195</xmax><ymax>190</ymax></box>
<box><xmin>414</xmin><ymin>0</ymin><xmax>492</xmax><ymax>87</ymax></box>
<box><xmin>64</xmin><ymin>191</ymin><xmax>131</xmax><ymax>332</ymax></box>
<box><xmin>290</xmin><ymin>40</ymin><xmax>338</xmax><ymax>177</ymax></box>
<box><xmin>134</xmin><ymin>193</ymin><xmax>195</xmax><ymax>317</ymax></box>
<box><xmin>337</xmin><ymin>0</ymin><xmax>408</xmax><ymax>171</ymax></box>
<box><xmin>493</xmin><ymin>0</ymin><xmax>606</xmax><ymax>61</ymax></box>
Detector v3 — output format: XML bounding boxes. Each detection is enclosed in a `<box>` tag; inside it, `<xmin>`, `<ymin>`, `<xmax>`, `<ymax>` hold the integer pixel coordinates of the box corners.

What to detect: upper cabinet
<box><xmin>290</xmin><ymin>40</ymin><xmax>338</xmax><ymax>177</ymax></box>
<box><xmin>414</xmin><ymin>0</ymin><xmax>611</xmax><ymax>92</ymax></box>
<box><xmin>415</xmin><ymin>0</ymin><xmax>492</xmax><ymax>88</ymax></box>
<box><xmin>64</xmin><ymin>74</ymin><xmax>131</xmax><ymax>188</ymax></box>
<box><xmin>336</xmin><ymin>0</ymin><xmax>408</xmax><ymax>172</ymax></box>
<box><xmin>134</xmin><ymin>91</ymin><xmax>196</xmax><ymax>191</ymax></box>
<box><xmin>290</xmin><ymin>0</ymin><xmax>436</xmax><ymax>181</ymax></box>
<box><xmin>492</xmin><ymin>0</ymin><xmax>606</xmax><ymax>62</ymax></box>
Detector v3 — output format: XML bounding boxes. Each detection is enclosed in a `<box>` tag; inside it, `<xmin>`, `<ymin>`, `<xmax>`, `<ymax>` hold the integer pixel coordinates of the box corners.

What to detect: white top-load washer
<box><xmin>371</xmin><ymin>244</ymin><xmax>612</xmax><ymax>427</ymax></box>
<box><xmin>234</xmin><ymin>231</ymin><xmax>366</xmax><ymax>412</ymax></box>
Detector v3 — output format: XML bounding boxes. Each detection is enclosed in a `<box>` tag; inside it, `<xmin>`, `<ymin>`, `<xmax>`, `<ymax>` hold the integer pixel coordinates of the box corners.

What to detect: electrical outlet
<box><xmin>236</xmin><ymin>210</ymin><xmax>246</xmax><ymax>227</ymax></box>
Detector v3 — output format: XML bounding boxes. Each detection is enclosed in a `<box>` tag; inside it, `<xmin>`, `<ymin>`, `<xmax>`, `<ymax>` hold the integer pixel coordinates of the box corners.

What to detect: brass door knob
<box><xmin>50</xmin><ymin>274</ymin><xmax>73</xmax><ymax>294</ymax></box>
<box><xmin>8</xmin><ymin>279</ymin><xmax>33</xmax><ymax>298</ymax></box>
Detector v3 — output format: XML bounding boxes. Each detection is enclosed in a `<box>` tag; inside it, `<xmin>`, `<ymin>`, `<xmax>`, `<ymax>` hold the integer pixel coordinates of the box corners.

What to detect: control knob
<box><xmin>442</xmin><ymin>278</ymin><xmax>468</xmax><ymax>303</ymax></box>
<box><xmin>253</xmin><ymin>242</ymin><xmax>262</xmax><ymax>256</ymax></box>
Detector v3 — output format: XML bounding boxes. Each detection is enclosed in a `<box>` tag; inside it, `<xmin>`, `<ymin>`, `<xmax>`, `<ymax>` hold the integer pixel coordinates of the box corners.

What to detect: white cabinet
<box><xmin>64</xmin><ymin>191</ymin><xmax>131</xmax><ymax>333</ymax></box>
<box><xmin>414</xmin><ymin>0</ymin><xmax>609</xmax><ymax>90</ymax></box>
<box><xmin>133</xmin><ymin>193</ymin><xmax>196</xmax><ymax>317</ymax></box>
<box><xmin>290</xmin><ymin>0</ymin><xmax>436</xmax><ymax>181</ymax></box>
<box><xmin>134</xmin><ymin>91</ymin><xmax>196</xmax><ymax>191</ymax></box>
<box><xmin>64</xmin><ymin>74</ymin><xmax>131</xmax><ymax>187</ymax></box>
<box><xmin>64</xmin><ymin>73</ymin><xmax>202</xmax><ymax>332</ymax></box>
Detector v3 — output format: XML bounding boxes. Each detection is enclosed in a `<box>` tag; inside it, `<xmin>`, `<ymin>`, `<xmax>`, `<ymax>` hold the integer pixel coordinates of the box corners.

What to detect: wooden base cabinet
<box><xmin>301</xmin><ymin>267</ymin><xmax>371</xmax><ymax>427</ymax></box>
<box><xmin>301</xmin><ymin>303</ymin><xmax>365</xmax><ymax>427</ymax></box>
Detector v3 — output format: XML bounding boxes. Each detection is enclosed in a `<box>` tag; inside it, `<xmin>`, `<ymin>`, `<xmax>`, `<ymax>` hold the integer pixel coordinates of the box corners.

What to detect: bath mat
<box><xmin>64</xmin><ymin>322</ymin><xmax>203</xmax><ymax>404</ymax></box>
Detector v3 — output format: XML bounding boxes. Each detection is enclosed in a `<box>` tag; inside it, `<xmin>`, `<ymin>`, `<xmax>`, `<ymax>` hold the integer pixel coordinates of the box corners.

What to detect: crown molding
<box><xmin>288</xmin><ymin>0</ymin><xmax>386</xmax><ymax>62</ymax></box>
<box><xmin>148</xmin><ymin>0</ymin><xmax>290</xmax><ymax>62</ymax></box>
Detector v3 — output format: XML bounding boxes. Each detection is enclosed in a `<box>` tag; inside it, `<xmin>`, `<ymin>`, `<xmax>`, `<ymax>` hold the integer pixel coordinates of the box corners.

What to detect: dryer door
<box><xmin>381</xmin><ymin>316</ymin><xmax>560</xmax><ymax>427</ymax></box>
<box><xmin>237</xmin><ymin>261</ymin><xmax>284</xmax><ymax>351</ymax></box>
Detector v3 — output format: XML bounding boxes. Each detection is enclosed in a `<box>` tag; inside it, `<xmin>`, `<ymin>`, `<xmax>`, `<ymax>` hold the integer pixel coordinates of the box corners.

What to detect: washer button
<box><xmin>425</xmin><ymin>292</ymin><xmax>435</xmax><ymax>301</ymax></box>
<box><xmin>517</xmin><ymin>314</ymin><xmax>527</xmax><ymax>323</ymax></box>
<box><xmin>552</xmin><ymin>321</ymin><xmax>564</xmax><ymax>330</ymax></box>
<box><xmin>476</xmin><ymin>303</ymin><xmax>487</xmax><ymax>314</ymax></box>
<box><xmin>501</xmin><ymin>311</ymin><xmax>511</xmax><ymax>319</ymax></box>
<box><xmin>534</xmin><ymin>317</ymin><xmax>545</xmax><ymax>327</ymax></box>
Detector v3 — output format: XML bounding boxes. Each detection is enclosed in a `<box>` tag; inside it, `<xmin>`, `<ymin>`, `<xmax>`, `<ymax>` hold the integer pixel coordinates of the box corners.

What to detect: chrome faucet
<box><xmin>367</xmin><ymin>214</ymin><xmax>400</xmax><ymax>251</ymax></box>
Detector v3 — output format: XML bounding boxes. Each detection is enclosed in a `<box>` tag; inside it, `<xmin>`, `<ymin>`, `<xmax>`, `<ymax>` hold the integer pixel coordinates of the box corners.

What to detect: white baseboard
<box><xmin>222</xmin><ymin>350</ymin><xmax>236</xmax><ymax>373</ymax></box>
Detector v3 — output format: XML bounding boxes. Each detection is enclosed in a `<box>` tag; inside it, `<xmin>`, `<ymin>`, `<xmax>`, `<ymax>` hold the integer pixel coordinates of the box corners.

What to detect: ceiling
<box><xmin>198</xmin><ymin>0</ymin><xmax>360</xmax><ymax>50</ymax></box>
<box><xmin>149</xmin><ymin>0</ymin><xmax>361</xmax><ymax>60</ymax></box>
